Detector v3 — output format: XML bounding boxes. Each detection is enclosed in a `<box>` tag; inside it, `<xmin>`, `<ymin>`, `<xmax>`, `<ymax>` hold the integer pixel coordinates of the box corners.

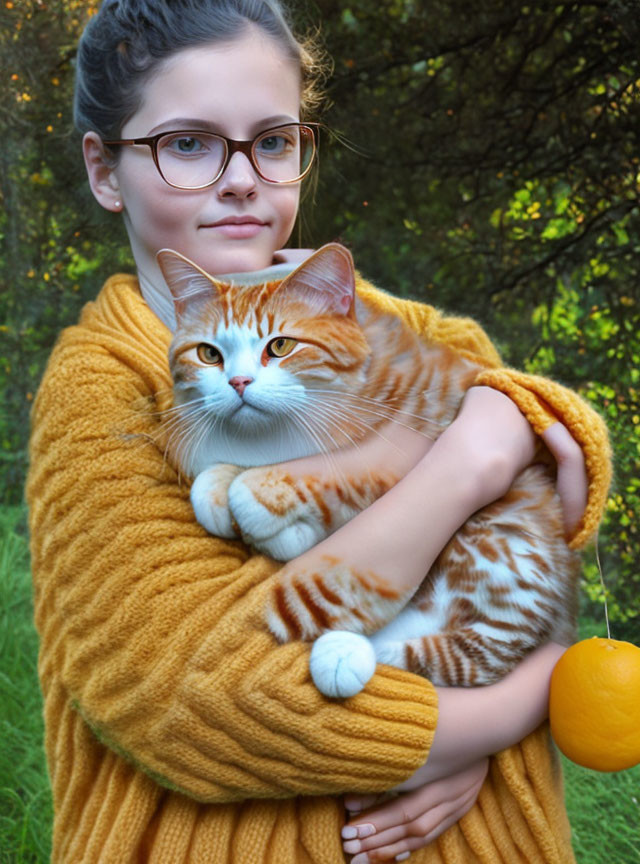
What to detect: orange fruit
<box><xmin>549</xmin><ymin>637</ymin><xmax>640</xmax><ymax>772</ymax></box>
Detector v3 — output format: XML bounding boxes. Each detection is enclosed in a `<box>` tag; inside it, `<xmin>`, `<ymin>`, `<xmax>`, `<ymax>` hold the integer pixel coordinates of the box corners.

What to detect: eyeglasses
<box><xmin>102</xmin><ymin>123</ymin><xmax>318</xmax><ymax>190</ymax></box>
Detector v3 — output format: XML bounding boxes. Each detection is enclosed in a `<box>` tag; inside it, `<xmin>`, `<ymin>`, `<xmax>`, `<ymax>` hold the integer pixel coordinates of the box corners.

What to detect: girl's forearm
<box><xmin>394</xmin><ymin>641</ymin><xmax>567</xmax><ymax>790</ymax></box>
<box><xmin>283</xmin><ymin>387</ymin><xmax>537</xmax><ymax>592</ymax></box>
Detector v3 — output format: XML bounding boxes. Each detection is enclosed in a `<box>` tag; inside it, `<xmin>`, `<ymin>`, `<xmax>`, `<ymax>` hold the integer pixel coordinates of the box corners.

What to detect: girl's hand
<box><xmin>541</xmin><ymin>421</ymin><xmax>588</xmax><ymax>537</ymax></box>
<box><xmin>341</xmin><ymin>758</ymin><xmax>489</xmax><ymax>863</ymax></box>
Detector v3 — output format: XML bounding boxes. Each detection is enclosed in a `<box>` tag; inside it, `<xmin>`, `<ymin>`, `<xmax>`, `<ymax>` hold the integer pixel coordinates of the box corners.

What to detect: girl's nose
<box><xmin>217</xmin><ymin>151</ymin><xmax>257</xmax><ymax>199</ymax></box>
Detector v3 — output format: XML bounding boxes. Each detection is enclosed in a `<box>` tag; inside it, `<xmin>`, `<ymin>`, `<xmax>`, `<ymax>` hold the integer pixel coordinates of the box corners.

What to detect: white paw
<box><xmin>251</xmin><ymin>521</ymin><xmax>324</xmax><ymax>561</ymax></box>
<box><xmin>228</xmin><ymin>473</ymin><xmax>326</xmax><ymax>560</ymax></box>
<box><xmin>190</xmin><ymin>464</ymin><xmax>242</xmax><ymax>538</ymax></box>
<box><xmin>310</xmin><ymin>631</ymin><xmax>377</xmax><ymax>698</ymax></box>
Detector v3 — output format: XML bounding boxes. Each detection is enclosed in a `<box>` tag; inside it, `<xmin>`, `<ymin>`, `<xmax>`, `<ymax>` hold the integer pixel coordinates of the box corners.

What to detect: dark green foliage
<box><xmin>2</xmin><ymin>1</ymin><xmax>639</xmax><ymax>630</ymax></box>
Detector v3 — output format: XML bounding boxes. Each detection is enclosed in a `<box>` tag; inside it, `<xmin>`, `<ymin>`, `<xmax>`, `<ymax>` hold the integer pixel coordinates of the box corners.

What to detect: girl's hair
<box><xmin>74</xmin><ymin>0</ymin><xmax>328</xmax><ymax>140</ymax></box>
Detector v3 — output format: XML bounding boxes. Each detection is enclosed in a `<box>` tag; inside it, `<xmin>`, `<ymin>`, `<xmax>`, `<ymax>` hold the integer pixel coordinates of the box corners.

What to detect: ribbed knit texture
<box><xmin>27</xmin><ymin>273</ymin><xmax>610</xmax><ymax>863</ymax></box>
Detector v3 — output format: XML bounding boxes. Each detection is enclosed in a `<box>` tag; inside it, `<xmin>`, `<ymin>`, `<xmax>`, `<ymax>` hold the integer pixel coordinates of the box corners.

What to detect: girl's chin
<box><xmin>193</xmin><ymin>241</ymin><xmax>278</xmax><ymax>276</ymax></box>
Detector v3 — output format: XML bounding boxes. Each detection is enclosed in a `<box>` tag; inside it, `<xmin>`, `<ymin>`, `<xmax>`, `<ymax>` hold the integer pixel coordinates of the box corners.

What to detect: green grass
<box><xmin>0</xmin><ymin>505</ymin><xmax>638</xmax><ymax>863</ymax></box>
<box><xmin>0</xmin><ymin>507</ymin><xmax>52</xmax><ymax>863</ymax></box>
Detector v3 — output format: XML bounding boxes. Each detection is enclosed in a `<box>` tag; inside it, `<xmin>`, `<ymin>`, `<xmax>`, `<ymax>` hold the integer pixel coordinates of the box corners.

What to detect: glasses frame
<box><xmin>102</xmin><ymin>122</ymin><xmax>319</xmax><ymax>190</ymax></box>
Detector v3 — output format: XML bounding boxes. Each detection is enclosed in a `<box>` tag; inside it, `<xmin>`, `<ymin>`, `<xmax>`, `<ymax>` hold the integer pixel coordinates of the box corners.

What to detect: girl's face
<box><xmin>107</xmin><ymin>28</ymin><xmax>302</xmax><ymax>276</ymax></box>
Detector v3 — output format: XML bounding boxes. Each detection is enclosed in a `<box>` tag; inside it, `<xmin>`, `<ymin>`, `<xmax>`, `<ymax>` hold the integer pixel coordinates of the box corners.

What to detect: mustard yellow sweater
<box><xmin>27</xmin><ymin>273</ymin><xmax>611</xmax><ymax>864</ymax></box>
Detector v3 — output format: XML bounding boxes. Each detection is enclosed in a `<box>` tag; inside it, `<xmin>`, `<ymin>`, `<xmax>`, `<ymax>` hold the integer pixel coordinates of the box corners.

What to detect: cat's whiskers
<box><xmin>284</xmin><ymin>395</ymin><xmax>377</xmax><ymax>489</ymax></box>
<box><xmin>310</xmin><ymin>387</ymin><xmax>453</xmax><ymax>430</ymax></box>
<box><xmin>159</xmin><ymin>404</ymin><xmax>211</xmax><ymax>453</ymax></box>
<box><xmin>163</xmin><ymin>403</ymin><xmax>214</xmax><ymax>470</ymax></box>
<box><xmin>285</xmin><ymin>391</ymin><xmax>373</xmax><ymax>452</ymax></box>
<box><xmin>307</xmin><ymin>392</ymin><xmax>439</xmax><ymax>446</ymax></box>
<box><xmin>301</xmin><ymin>396</ymin><xmax>376</xmax><ymax>445</ymax></box>
<box><xmin>283</xmin><ymin>407</ymin><xmax>346</xmax><ymax>481</ymax></box>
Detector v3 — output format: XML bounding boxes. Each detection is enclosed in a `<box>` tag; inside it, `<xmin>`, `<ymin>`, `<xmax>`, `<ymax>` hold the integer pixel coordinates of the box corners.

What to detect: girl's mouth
<box><xmin>202</xmin><ymin>216</ymin><xmax>268</xmax><ymax>239</ymax></box>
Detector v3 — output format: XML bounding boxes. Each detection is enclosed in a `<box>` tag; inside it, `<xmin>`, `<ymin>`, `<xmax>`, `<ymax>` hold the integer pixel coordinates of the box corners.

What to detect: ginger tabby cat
<box><xmin>158</xmin><ymin>243</ymin><xmax>579</xmax><ymax>698</ymax></box>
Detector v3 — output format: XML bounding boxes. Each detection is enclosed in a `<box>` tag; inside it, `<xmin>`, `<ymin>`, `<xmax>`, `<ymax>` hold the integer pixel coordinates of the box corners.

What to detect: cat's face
<box><xmin>160</xmin><ymin>245</ymin><xmax>371</xmax><ymax>457</ymax></box>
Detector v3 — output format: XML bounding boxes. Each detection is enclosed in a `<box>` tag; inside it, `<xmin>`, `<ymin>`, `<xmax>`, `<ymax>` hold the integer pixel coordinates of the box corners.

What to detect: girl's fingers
<box><xmin>343</xmin><ymin>766</ymin><xmax>486</xmax><ymax>861</ymax></box>
<box><xmin>345</xmin><ymin>783</ymin><xmax>479</xmax><ymax>857</ymax></box>
<box><xmin>351</xmin><ymin>799</ymin><xmax>473</xmax><ymax>863</ymax></box>
<box><xmin>540</xmin><ymin>421</ymin><xmax>588</xmax><ymax>535</ymax></box>
<box><xmin>344</xmin><ymin>785</ymin><xmax>438</xmax><ymax>837</ymax></box>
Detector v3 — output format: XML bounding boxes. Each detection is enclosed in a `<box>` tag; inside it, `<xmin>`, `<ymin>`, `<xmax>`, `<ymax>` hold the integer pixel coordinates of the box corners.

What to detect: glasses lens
<box><xmin>253</xmin><ymin>125</ymin><xmax>315</xmax><ymax>182</ymax></box>
<box><xmin>156</xmin><ymin>132</ymin><xmax>226</xmax><ymax>189</ymax></box>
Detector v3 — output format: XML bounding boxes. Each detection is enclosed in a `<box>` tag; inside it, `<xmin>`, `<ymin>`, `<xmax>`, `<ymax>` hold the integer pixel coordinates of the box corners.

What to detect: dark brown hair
<box><xmin>74</xmin><ymin>0</ymin><xmax>328</xmax><ymax>141</ymax></box>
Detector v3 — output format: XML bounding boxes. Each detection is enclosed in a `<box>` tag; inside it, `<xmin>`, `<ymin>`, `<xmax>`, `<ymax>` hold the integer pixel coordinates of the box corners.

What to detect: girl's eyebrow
<box><xmin>146</xmin><ymin>115</ymin><xmax>299</xmax><ymax>136</ymax></box>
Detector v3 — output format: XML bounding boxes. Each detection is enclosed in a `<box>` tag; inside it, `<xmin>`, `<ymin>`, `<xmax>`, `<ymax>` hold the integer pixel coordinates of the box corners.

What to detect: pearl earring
<box><xmin>114</xmin><ymin>200</ymin><xmax>121</xmax><ymax>210</ymax></box>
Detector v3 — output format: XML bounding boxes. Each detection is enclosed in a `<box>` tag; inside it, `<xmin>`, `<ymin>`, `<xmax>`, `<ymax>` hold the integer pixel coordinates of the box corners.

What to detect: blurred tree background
<box><xmin>2</xmin><ymin>0</ymin><xmax>639</xmax><ymax>638</ymax></box>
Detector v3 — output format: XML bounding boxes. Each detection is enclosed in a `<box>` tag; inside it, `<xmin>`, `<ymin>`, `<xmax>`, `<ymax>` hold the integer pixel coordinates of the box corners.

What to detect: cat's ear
<box><xmin>157</xmin><ymin>249</ymin><xmax>221</xmax><ymax>316</ymax></box>
<box><xmin>279</xmin><ymin>243</ymin><xmax>356</xmax><ymax>318</ymax></box>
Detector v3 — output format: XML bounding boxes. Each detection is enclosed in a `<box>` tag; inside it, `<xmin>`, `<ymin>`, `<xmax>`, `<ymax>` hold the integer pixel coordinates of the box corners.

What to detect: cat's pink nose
<box><xmin>229</xmin><ymin>376</ymin><xmax>253</xmax><ymax>396</ymax></box>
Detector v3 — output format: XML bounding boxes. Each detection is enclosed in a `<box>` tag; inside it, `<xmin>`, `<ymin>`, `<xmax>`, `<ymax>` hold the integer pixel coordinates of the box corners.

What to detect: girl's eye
<box><xmin>164</xmin><ymin>135</ymin><xmax>207</xmax><ymax>155</ymax></box>
<box><xmin>266</xmin><ymin>337</ymin><xmax>298</xmax><ymax>358</ymax></box>
<box><xmin>197</xmin><ymin>343</ymin><xmax>223</xmax><ymax>365</ymax></box>
<box><xmin>256</xmin><ymin>134</ymin><xmax>291</xmax><ymax>157</ymax></box>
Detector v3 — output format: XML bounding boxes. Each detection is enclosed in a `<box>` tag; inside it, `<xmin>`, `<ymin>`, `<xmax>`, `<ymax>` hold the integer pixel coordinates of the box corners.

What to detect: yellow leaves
<box><xmin>26</xmin><ymin>270</ymin><xmax>35</xmax><ymax>278</ymax></box>
<box><xmin>43</xmin><ymin>273</ymin><xmax>50</xmax><ymax>282</ymax></box>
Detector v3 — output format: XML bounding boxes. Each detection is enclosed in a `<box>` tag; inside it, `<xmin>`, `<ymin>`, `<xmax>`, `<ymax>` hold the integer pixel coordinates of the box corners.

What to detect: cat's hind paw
<box><xmin>310</xmin><ymin>631</ymin><xmax>377</xmax><ymax>698</ymax></box>
<box><xmin>190</xmin><ymin>464</ymin><xmax>244</xmax><ymax>538</ymax></box>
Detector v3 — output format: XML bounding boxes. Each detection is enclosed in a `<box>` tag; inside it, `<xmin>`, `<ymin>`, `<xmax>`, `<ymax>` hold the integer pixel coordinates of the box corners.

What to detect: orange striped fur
<box><xmin>161</xmin><ymin>243</ymin><xmax>580</xmax><ymax>697</ymax></box>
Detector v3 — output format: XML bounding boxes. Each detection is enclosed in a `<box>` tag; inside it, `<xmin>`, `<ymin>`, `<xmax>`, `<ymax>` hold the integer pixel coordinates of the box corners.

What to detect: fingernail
<box><xmin>396</xmin><ymin>854</ymin><xmax>411</xmax><ymax>862</ymax></box>
<box><xmin>356</xmin><ymin>823</ymin><xmax>376</xmax><ymax>838</ymax></box>
<box><xmin>343</xmin><ymin>839</ymin><xmax>361</xmax><ymax>854</ymax></box>
<box><xmin>341</xmin><ymin>826</ymin><xmax>358</xmax><ymax>839</ymax></box>
<box><xmin>351</xmin><ymin>855</ymin><xmax>369</xmax><ymax>864</ymax></box>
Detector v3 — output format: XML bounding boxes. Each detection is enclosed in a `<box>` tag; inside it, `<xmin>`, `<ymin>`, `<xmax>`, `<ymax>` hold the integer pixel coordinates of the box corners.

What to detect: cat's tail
<box><xmin>375</xmin><ymin>630</ymin><xmax>541</xmax><ymax>687</ymax></box>
<box><xmin>309</xmin><ymin>631</ymin><xmax>377</xmax><ymax>698</ymax></box>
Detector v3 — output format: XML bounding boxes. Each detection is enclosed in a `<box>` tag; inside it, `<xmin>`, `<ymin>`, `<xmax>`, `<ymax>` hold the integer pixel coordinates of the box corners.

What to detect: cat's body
<box><xmin>159</xmin><ymin>243</ymin><xmax>579</xmax><ymax>698</ymax></box>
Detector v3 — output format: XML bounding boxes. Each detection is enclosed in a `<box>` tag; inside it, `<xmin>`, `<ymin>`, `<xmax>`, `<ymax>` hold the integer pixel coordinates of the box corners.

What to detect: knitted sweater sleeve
<box><xmin>355</xmin><ymin>278</ymin><xmax>612</xmax><ymax>550</ymax></box>
<box><xmin>26</xmin><ymin>276</ymin><xmax>437</xmax><ymax>805</ymax></box>
<box><xmin>429</xmin><ymin>311</ymin><xmax>611</xmax><ymax>549</ymax></box>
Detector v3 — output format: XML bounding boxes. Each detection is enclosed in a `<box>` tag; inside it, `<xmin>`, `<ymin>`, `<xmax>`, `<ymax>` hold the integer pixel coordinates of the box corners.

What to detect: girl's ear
<box><xmin>82</xmin><ymin>132</ymin><xmax>122</xmax><ymax>213</ymax></box>
<box><xmin>278</xmin><ymin>243</ymin><xmax>356</xmax><ymax>318</ymax></box>
<box><xmin>156</xmin><ymin>249</ymin><xmax>222</xmax><ymax>317</ymax></box>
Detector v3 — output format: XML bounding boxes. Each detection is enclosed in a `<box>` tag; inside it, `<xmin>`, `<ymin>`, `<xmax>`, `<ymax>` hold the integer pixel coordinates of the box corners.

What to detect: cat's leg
<box><xmin>190</xmin><ymin>463</ymin><xmax>244</xmax><ymax>538</ymax></box>
<box><xmin>267</xmin><ymin>556</ymin><xmax>416</xmax><ymax>645</ymax></box>
<box><xmin>228</xmin><ymin>466</ymin><xmax>397</xmax><ymax>561</ymax></box>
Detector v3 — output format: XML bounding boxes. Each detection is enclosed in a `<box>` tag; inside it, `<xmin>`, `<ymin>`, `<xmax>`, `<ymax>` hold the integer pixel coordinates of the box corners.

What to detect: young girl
<box><xmin>26</xmin><ymin>1</ymin><xmax>611</xmax><ymax>862</ymax></box>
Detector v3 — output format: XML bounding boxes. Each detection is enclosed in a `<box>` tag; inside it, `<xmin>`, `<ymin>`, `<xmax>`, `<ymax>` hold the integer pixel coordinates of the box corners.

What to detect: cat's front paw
<box><xmin>309</xmin><ymin>631</ymin><xmax>377</xmax><ymax>698</ymax></box>
<box><xmin>190</xmin><ymin>464</ymin><xmax>244</xmax><ymax>538</ymax></box>
<box><xmin>228</xmin><ymin>468</ymin><xmax>328</xmax><ymax>560</ymax></box>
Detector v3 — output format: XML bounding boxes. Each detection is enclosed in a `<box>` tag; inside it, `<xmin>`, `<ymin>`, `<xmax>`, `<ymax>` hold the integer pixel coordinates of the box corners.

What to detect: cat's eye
<box><xmin>197</xmin><ymin>343</ymin><xmax>223</xmax><ymax>365</ymax></box>
<box><xmin>266</xmin><ymin>337</ymin><xmax>298</xmax><ymax>358</ymax></box>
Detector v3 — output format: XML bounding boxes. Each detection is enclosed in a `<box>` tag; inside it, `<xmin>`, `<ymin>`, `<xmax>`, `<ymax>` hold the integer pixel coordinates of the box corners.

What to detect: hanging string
<box><xmin>593</xmin><ymin>531</ymin><xmax>611</xmax><ymax>640</ymax></box>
